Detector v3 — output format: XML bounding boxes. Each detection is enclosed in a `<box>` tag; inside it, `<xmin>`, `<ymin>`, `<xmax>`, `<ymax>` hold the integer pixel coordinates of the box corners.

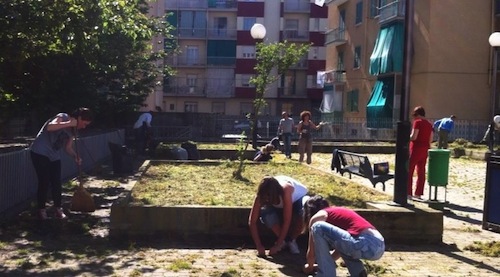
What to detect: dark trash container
<box><xmin>181</xmin><ymin>141</ymin><xmax>200</xmax><ymax>160</ymax></box>
<box><xmin>108</xmin><ymin>142</ymin><xmax>134</xmax><ymax>175</ymax></box>
<box><xmin>483</xmin><ymin>154</ymin><xmax>500</xmax><ymax>233</ymax></box>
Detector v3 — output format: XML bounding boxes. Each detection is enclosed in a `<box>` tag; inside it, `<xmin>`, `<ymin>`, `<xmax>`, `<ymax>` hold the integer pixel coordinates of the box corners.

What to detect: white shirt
<box><xmin>133</xmin><ymin>113</ymin><xmax>152</xmax><ymax>129</ymax></box>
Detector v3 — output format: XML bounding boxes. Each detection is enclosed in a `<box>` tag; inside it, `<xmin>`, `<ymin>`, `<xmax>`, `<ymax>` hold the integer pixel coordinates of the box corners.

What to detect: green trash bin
<box><xmin>427</xmin><ymin>149</ymin><xmax>450</xmax><ymax>202</ymax></box>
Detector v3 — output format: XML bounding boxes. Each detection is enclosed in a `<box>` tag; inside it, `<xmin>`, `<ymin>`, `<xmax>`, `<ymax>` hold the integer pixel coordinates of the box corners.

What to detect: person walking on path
<box><xmin>408</xmin><ymin>106</ymin><xmax>434</xmax><ymax>199</ymax></box>
<box><xmin>302</xmin><ymin>195</ymin><xmax>385</xmax><ymax>277</ymax></box>
<box><xmin>278</xmin><ymin>111</ymin><xmax>295</xmax><ymax>159</ymax></box>
<box><xmin>133</xmin><ymin>111</ymin><xmax>152</xmax><ymax>155</ymax></box>
<box><xmin>433</xmin><ymin>115</ymin><xmax>456</xmax><ymax>149</ymax></box>
<box><xmin>297</xmin><ymin>110</ymin><xmax>323</xmax><ymax>164</ymax></box>
<box><xmin>30</xmin><ymin>108</ymin><xmax>93</xmax><ymax>220</ymax></box>
<box><xmin>248</xmin><ymin>175</ymin><xmax>309</xmax><ymax>256</ymax></box>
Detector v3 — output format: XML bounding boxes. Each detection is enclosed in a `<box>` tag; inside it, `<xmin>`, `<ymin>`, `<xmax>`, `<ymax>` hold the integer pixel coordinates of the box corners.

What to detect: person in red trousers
<box><xmin>408</xmin><ymin>106</ymin><xmax>433</xmax><ymax>199</ymax></box>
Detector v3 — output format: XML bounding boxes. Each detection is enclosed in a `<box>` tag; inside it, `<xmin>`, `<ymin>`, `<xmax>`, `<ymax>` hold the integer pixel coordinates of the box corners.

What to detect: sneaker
<box><xmin>38</xmin><ymin>209</ymin><xmax>48</xmax><ymax>220</ymax></box>
<box><xmin>287</xmin><ymin>240</ymin><xmax>300</xmax><ymax>254</ymax></box>
<box><xmin>413</xmin><ymin>195</ymin><xmax>423</xmax><ymax>200</ymax></box>
<box><xmin>55</xmin><ymin>208</ymin><xmax>67</xmax><ymax>219</ymax></box>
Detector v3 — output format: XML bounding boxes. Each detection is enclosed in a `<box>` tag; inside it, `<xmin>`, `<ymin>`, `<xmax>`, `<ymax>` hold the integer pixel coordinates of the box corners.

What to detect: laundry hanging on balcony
<box><xmin>369</xmin><ymin>22</ymin><xmax>404</xmax><ymax>75</ymax></box>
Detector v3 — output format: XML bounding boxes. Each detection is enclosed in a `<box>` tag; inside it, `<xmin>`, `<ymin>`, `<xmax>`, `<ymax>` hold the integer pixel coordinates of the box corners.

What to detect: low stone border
<box><xmin>110</xmin><ymin>160</ymin><xmax>443</xmax><ymax>244</ymax></box>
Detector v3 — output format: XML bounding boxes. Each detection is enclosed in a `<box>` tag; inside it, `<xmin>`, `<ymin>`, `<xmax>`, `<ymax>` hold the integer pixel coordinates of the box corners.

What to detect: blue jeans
<box><xmin>282</xmin><ymin>133</ymin><xmax>292</xmax><ymax>157</ymax></box>
<box><xmin>311</xmin><ymin>221</ymin><xmax>385</xmax><ymax>277</ymax></box>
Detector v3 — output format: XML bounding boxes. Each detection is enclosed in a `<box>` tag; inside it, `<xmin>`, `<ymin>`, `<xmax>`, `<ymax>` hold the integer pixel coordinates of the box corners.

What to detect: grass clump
<box><xmin>464</xmin><ymin>241</ymin><xmax>500</xmax><ymax>257</ymax></box>
<box><xmin>131</xmin><ymin>161</ymin><xmax>390</xmax><ymax>207</ymax></box>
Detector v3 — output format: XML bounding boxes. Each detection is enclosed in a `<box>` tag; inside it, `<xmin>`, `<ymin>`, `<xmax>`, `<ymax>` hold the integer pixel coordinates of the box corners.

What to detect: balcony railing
<box><xmin>379</xmin><ymin>0</ymin><xmax>405</xmax><ymax>25</ymax></box>
<box><xmin>164</xmin><ymin>77</ymin><xmax>235</xmax><ymax>98</ymax></box>
<box><xmin>165</xmin><ymin>0</ymin><xmax>207</xmax><ymax>9</ymax></box>
<box><xmin>284</xmin><ymin>1</ymin><xmax>310</xmax><ymax>13</ymax></box>
<box><xmin>208</xmin><ymin>0</ymin><xmax>237</xmax><ymax>9</ymax></box>
<box><xmin>177</xmin><ymin>28</ymin><xmax>207</xmax><ymax>38</ymax></box>
<box><xmin>324</xmin><ymin>27</ymin><xmax>346</xmax><ymax>46</ymax></box>
<box><xmin>282</xmin><ymin>29</ymin><xmax>309</xmax><ymax>41</ymax></box>
<box><xmin>167</xmin><ymin>55</ymin><xmax>206</xmax><ymax>66</ymax></box>
<box><xmin>207</xmin><ymin>28</ymin><xmax>237</xmax><ymax>39</ymax></box>
<box><xmin>325</xmin><ymin>70</ymin><xmax>346</xmax><ymax>84</ymax></box>
<box><xmin>207</xmin><ymin>56</ymin><xmax>236</xmax><ymax>66</ymax></box>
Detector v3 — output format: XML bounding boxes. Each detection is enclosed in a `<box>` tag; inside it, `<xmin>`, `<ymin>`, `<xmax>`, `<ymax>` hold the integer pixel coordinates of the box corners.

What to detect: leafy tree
<box><xmin>233</xmin><ymin>41</ymin><xmax>309</xmax><ymax>179</ymax></box>
<box><xmin>0</xmin><ymin>0</ymin><xmax>175</xmax><ymax>132</ymax></box>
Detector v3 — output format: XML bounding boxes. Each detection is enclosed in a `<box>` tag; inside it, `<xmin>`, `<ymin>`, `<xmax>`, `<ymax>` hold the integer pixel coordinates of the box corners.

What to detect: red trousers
<box><xmin>408</xmin><ymin>147</ymin><xmax>429</xmax><ymax>196</ymax></box>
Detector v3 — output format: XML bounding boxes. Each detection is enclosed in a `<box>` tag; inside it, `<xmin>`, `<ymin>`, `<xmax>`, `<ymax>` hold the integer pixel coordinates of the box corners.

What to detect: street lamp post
<box><xmin>250</xmin><ymin>23</ymin><xmax>266</xmax><ymax>149</ymax></box>
<box><xmin>488</xmin><ymin>32</ymin><xmax>500</xmax><ymax>152</ymax></box>
<box><xmin>393</xmin><ymin>0</ymin><xmax>414</xmax><ymax>206</ymax></box>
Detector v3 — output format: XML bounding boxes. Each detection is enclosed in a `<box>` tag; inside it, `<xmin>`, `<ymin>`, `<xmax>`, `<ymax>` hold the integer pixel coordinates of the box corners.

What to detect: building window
<box><xmin>184</xmin><ymin>102</ymin><xmax>198</xmax><ymax>113</ymax></box>
<box><xmin>284</xmin><ymin>19</ymin><xmax>299</xmax><ymax>38</ymax></box>
<box><xmin>354</xmin><ymin>46</ymin><xmax>361</xmax><ymax>69</ymax></box>
<box><xmin>370</xmin><ymin>0</ymin><xmax>382</xmax><ymax>18</ymax></box>
<box><xmin>187</xmin><ymin>74</ymin><xmax>197</xmax><ymax>87</ymax></box>
<box><xmin>338</xmin><ymin>51</ymin><xmax>345</xmax><ymax>71</ymax></box>
<box><xmin>347</xmin><ymin>89</ymin><xmax>359</xmax><ymax>112</ymax></box>
<box><xmin>241</xmin><ymin>74</ymin><xmax>253</xmax><ymax>87</ymax></box>
<box><xmin>240</xmin><ymin>102</ymin><xmax>253</xmax><ymax>116</ymax></box>
<box><xmin>212</xmin><ymin>102</ymin><xmax>225</xmax><ymax>114</ymax></box>
<box><xmin>243</xmin><ymin>17</ymin><xmax>256</xmax><ymax>30</ymax></box>
<box><xmin>312</xmin><ymin>18</ymin><xmax>320</xmax><ymax>32</ymax></box>
<box><xmin>213</xmin><ymin>17</ymin><xmax>228</xmax><ymax>37</ymax></box>
<box><xmin>186</xmin><ymin>45</ymin><xmax>199</xmax><ymax>65</ymax></box>
<box><xmin>242</xmin><ymin>46</ymin><xmax>256</xmax><ymax>58</ymax></box>
<box><xmin>355</xmin><ymin>1</ymin><xmax>363</xmax><ymax>25</ymax></box>
<box><xmin>169</xmin><ymin>104</ymin><xmax>175</xmax><ymax>111</ymax></box>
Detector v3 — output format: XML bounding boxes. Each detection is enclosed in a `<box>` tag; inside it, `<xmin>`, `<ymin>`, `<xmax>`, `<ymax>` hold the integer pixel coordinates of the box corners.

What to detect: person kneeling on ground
<box><xmin>248</xmin><ymin>175</ymin><xmax>309</xmax><ymax>256</ymax></box>
<box><xmin>253</xmin><ymin>144</ymin><xmax>275</xmax><ymax>162</ymax></box>
<box><xmin>303</xmin><ymin>195</ymin><xmax>385</xmax><ymax>277</ymax></box>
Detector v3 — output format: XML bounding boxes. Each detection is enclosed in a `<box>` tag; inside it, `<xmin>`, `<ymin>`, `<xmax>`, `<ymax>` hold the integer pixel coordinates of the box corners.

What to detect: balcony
<box><xmin>325</xmin><ymin>0</ymin><xmax>349</xmax><ymax>7</ymax></box>
<box><xmin>282</xmin><ymin>29</ymin><xmax>309</xmax><ymax>41</ymax></box>
<box><xmin>324</xmin><ymin>27</ymin><xmax>346</xmax><ymax>46</ymax></box>
<box><xmin>208</xmin><ymin>0</ymin><xmax>237</xmax><ymax>9</ymax></box>
<box><xmin>279</xmin><ymin>86</ymin><xmax>308</xmax><ymax>98</ymax></box>
<box><xmin>164</xmin><ymin>77</ymin><xmax>235</xmax><ymax>98</ymax></box>
<box><xmin>165</xmin><ymin>0</ymin><xmax>207</xmax><ymax>9</ymax></box>
<box><xmin>379</xmin><ymin>0</ymin><xmax>405</xmax><ymax>25</ymax></box>
<box><xmin>207</xmin><ymin>28</ymin><xmax>237</xmax><ymax>39</ymax></box>
<box><xmin>207</xmin><ymin>56</ymin><xmax>236</xmax><ymax>66</ymax></box>
<box><xmin>324</xmin><ymin>70</ymin><xmax>346</xmax><ymax>84</ymax></box>
<box><xmin>167</xmin><ymin>55</ymin><xmax>206</xmax><ymax>67</ymax></box>
<box><xmin>177</xmin><ymin>28</ymin><xmax>207</xmax><ymax>39</ymax></box>
<box><xmin>290</xmin><ymin>57</ymin><xmax>308</xmax><ymax>69</ymax></box>
<box><xmin>283</xmin><ymin>0</ymin><xmax>310</xmax><ymax>13</ymax></box>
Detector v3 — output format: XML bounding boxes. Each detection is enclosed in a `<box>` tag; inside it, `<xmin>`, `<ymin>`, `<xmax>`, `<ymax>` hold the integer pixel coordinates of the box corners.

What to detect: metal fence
<box><xmin>140</xmin><ymin>113</ymin><xmax>489</xmax><ymax>143</ymax></box>
<box><xmin>0</xmin><ymin>129</ymin><xmax>124</xmax><ymax>218</ymax></box>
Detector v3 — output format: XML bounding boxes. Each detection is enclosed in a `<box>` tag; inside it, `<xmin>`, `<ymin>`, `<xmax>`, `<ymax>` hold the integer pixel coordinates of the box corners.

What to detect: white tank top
<box><xmin>272</xmin><ymin>175</ymin><xmax>308</xmax><ymax>208</ymax></box>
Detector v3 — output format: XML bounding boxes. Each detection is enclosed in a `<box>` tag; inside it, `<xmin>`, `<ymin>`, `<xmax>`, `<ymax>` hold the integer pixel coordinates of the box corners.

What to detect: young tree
<box><xmin>233</xmin><ymin>41</ymin><xmax>309</xmax><ymax>179</ymax></box>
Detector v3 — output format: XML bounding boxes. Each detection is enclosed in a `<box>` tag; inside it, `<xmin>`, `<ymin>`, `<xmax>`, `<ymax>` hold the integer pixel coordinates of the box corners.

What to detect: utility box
<box><xmin>483</xmin><ymin>154</ymin><xmax>500</xmax><ymax>233</ymax></box>
<box><xmin>427</xmin><ymin>149</ymin><xmax>450</xmax><ymax>202</ymax></box>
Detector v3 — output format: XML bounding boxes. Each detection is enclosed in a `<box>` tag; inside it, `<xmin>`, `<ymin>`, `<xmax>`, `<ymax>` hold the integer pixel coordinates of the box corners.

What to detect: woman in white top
<box><xmin>248</xmin><ymin>175</ymin><xmax>309</xmax><ymax>256</ymax></box>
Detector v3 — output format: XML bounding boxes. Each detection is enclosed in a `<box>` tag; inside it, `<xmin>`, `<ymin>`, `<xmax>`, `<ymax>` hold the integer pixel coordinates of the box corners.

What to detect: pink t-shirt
<box><xmin>324</xmin><ymin>207</ymin><xmax>374</xmax><ymax>236</ymax></box>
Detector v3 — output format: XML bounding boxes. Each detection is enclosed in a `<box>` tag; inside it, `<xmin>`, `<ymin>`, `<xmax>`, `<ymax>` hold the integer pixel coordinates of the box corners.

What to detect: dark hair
<box><xmin>450</xmin><ymin>115</ymin><xmax>456</xmax><ymax>119</ymax></box>
<box><xmin>300</xmin><ymin>110</ymin><xmax>311</xmax><ymax>121</ymax></box>
<box><xmin>413</xmin><ymin>106</ymin><xmax>425</xmax><ymax>117</ymax></box>
<box><xmin>303</xmin><ymin>195</ymin><xmax>330</xmax><ymax>226</ymax></box>
<box><xmin>257</xmin><ymin>176</ymin><xmax>283</xmax><ymax>206</ymax></box>
<box><xmin>71</xmin><ymin>107</ymin><xmax>93</xmax><ymax>121</ymax></box>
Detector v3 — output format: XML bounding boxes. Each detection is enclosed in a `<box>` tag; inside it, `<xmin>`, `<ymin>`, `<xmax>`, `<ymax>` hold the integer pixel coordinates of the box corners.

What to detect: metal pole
<box><xmin>393</xmin><ymin>0</ymin><xmax>414</xmax><ymax>206</ymax></box>
<box><xmin>489</xmin><ymin>48</ymin><xmax>497</xmax><ymax>152</ymax></box>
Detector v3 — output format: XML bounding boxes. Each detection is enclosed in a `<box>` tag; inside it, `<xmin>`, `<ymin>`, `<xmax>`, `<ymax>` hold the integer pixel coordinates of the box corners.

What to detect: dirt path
<box><xmin>1</xmin><ymin>153</ymin><xmax>499</xmax><ymax>276</ymax></box>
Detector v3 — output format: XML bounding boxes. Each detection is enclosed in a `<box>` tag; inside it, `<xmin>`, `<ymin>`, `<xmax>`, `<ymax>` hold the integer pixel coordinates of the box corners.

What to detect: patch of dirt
<box><xmin>1</xmin><ymin>152</ymin><xmax>500</xmax><ymax>277</ymax></box>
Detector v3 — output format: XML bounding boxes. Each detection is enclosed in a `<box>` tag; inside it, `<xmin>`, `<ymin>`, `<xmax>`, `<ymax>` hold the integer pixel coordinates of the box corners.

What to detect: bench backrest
<box><xmin>337</xmin><ymin>150</ymin><xmax>374</xmax><ymax>178</ymax></box>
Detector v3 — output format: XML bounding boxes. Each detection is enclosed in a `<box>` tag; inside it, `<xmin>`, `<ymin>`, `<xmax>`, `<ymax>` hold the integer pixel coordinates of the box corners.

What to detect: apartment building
<box><xmin>325</xmin><ymin>0</ymin><xmax>493</xmax><ymax>126</ymax></box>
<box><xmin>146</xmin><ymin>0</ymin><xmax>328</xmax><ymax>117</ymax></box>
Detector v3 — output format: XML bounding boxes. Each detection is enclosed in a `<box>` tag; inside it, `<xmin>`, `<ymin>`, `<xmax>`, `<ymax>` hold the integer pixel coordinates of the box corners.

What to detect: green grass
<box><xmin>131</xmin><ymin>159</ymin><xmax>390</xmax><ymax>208</ymax></box>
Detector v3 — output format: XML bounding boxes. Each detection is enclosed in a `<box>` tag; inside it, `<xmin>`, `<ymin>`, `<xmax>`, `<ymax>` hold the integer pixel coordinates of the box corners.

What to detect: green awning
<box><xmin>369</xmin><ymin>22</ymin><xmax>404</xmax><ymax>75</ymax></box>
<box><xmin>366</xmin><ymin>77</ymin><xmax>394</xmax><ymax>128</ymax></box>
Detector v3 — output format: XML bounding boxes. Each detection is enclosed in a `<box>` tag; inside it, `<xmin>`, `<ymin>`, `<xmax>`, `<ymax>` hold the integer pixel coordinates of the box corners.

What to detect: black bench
<box><xmin>331</xmin><ymin>149</ymin><xmax>394</xmax><ymax>191</ymax></box>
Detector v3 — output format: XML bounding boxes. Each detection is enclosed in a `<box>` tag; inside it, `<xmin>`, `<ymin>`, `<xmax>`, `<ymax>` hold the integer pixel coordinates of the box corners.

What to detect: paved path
<box><xmin>1</xmin><ymin>153</ymin><xmax>499</xmax><ymax>276</ymax></box>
